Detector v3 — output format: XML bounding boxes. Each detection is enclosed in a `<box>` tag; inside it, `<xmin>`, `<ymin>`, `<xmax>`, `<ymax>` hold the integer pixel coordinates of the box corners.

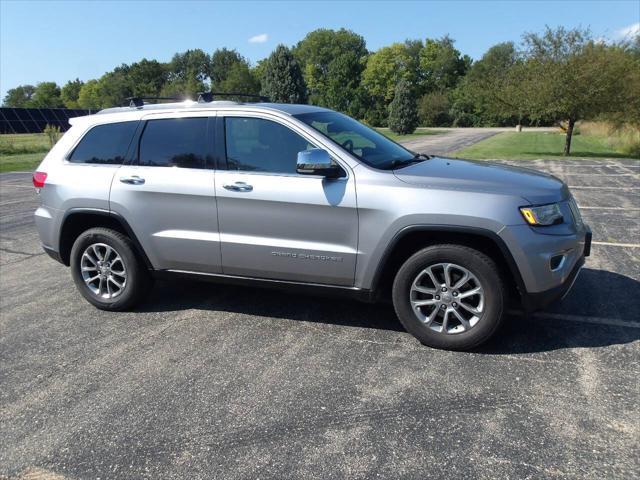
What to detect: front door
<box><xmin>215</xmin><ymin>115</ymin><xmax>358</xmax><ymax>286</ymax></box>
<box><xmin>110</xmin><ymin>114</ymin><xmax>221</xmax><ymax>273</ymax></box>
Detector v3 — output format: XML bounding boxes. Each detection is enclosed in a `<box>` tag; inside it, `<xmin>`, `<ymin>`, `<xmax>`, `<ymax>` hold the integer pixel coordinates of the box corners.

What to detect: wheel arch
<box><xmin>370</xmin><ymin>225</ymin><xmax>526</xmax><ymax>303</ymax></box>
<box><xmin>58</xmin><ymin>208</ymin><xmax>153</xmax><ymax>270</ymax></box>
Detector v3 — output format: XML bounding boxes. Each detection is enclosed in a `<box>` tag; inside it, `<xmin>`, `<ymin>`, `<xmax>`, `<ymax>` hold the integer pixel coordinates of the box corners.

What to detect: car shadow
<box><xmin>139</xmin><ymin>268</ymin><xmax>639</xmax><ymax>354</ymax></box>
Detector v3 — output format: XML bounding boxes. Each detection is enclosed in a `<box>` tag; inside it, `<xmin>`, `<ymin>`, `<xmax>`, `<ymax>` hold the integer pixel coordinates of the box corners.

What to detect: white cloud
<box><xmin>248</xmin><ymin>33</ymin><xmax>269</xmax><ymax>44</ymax></box>
<box><xmin>614</xmin><ymin>22</ymin><xmax>639</xmax><ymax>40</ymax></box>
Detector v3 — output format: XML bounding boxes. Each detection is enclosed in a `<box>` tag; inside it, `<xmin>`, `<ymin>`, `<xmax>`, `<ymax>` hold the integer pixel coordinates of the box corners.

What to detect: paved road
<box><xmin>1</xmin><ymin>153</ymin><xmax>639</xmax><ymax>479</ymax></box>
<box><xmin>402</xmin><ymin>127</ymin><xmax>557</xmax><ymax>156</ymax></box>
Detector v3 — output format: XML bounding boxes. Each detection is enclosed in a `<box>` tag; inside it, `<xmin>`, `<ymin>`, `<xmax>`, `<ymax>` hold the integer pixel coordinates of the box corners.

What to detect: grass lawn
<box><xmin>1</xmin><ymin>133</ymin><xmax>51</xmax><ymax>172</ymax></box>
<box><xmin>0</xmin><ymin>133</ymin><xmax>50</xmax><ymax>153</ymax></box>
<box><xmin>375</xmin><ymin>127</ymin><xmax>443</xmax><ymax>142</ymax></box>
<box><xmin>452</xmin><ymin>131</ymin><xmax>637</xmax><ymax>160</ymax></box>
<box><xmin>0</xmin><ymin>152</ymin><xmax>47</xmax><ymax>173</ymax></box>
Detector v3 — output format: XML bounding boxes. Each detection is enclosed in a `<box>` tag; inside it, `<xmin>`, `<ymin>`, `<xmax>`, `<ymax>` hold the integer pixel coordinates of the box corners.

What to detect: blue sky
<box><xmin>1</xmin><ymin>0</ymin><xmax>639</xmax><ymax>100</ymax></box>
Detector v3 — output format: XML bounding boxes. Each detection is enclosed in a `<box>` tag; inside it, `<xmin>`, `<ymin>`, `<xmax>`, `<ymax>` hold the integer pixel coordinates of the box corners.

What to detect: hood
<box><xmin>393</xmin><ymin>156</ymin><xmax>568</xmax><ymax>204</ymax></box>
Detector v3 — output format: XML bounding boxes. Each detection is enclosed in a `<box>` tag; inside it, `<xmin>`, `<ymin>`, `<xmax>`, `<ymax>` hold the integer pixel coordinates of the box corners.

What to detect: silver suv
<box><xmin>33</xmin><ymin>99</ymin><xmax>591</xmax><ymax>350</ymax></box>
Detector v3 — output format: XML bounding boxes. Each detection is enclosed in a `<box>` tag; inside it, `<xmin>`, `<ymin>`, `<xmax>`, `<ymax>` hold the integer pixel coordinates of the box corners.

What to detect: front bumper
<box><xmin>521</xmin><ymin>227</ymin><xmax>591</xmax><ymax>312</ymax></box>
<box><xmin>42</xmin><ymin>245</ymin><xmax>64</xmax><ymax>264</ymax></box>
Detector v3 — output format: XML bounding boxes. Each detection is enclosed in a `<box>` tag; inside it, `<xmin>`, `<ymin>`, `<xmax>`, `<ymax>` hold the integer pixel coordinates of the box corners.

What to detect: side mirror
<box><xmin>296</xmin><ymin>148</ymin><xmax>344</xmax><ymax>178</ymax></box>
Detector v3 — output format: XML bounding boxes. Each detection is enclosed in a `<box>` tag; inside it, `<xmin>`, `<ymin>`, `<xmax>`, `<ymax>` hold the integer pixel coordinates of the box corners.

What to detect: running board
<box><xmin>154</xmin><ymin>269</ymin><xmax>374</xmax><ymax>302</ymax></box>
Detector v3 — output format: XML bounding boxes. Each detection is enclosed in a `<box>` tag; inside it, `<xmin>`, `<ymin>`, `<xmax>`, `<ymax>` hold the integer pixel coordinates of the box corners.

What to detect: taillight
<box><xmin>32</xmin><ymin>171</ymin><xmax>47</xmax><ymax>188</ymax></box>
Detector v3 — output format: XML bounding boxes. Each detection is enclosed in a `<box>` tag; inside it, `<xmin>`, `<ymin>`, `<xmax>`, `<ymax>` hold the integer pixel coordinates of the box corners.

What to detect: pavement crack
<box><xmin>0</xmin><ymin>247</ymin><xmax>44</xmax><ymax>258</ymax></box>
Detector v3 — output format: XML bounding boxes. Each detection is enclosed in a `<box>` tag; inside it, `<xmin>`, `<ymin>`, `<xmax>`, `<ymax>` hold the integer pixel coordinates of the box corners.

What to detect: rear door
<box><xmin>47</xmin><ymin>121</ymin><xmax>139</xmax><ymax>213</ymax></box>
<box><xmin>215</xmin><ymin>113</ymin><xmax>358</xmax><ymax>286</ymax></box>
<box><xmin>110</xmin><ymin>112</ymin><xmax>221</xmax><ymax>273</ymax></box>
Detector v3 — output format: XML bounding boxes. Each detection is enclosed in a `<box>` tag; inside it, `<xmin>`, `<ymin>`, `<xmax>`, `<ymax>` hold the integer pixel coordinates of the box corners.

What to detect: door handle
<box><xmin>120</xmin><ymin>175</ymin><xmax>145</xmax><ymax>185</ymax></box>
<box><xmin>223</xmin><ymin>181</ymin><xmax>253</xmax><ymax>192</ymax></box>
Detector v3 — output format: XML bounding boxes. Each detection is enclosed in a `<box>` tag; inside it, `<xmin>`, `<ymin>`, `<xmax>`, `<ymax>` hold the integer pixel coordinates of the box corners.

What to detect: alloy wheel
<box><xmin>409</xmin><ymin>262</ymin><xmax>485</xmax><ymax>334</ymax></box>
<box><xmin>80</xmin><ymin>243</ymin><xmax>127</xmax><ymax>299</ymax></box>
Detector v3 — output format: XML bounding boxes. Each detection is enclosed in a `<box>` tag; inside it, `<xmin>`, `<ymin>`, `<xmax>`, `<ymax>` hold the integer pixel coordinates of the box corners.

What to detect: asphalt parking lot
<box><xmin>1</xmin><ymin>153</ymin><xmax>638</xmax><ymax>479</ymax></box>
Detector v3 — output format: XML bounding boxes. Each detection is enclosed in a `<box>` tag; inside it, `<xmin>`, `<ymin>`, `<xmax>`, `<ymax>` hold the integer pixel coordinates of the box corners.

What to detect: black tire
<box><xmin>392</xmin><ymin>244</ymin><xmax>505</xmax><ymax>351</ymax></box>
<box><xmin>70</xmin><ymin>227</ymin><xmax>151</xmax><ymax>311</ymax></box>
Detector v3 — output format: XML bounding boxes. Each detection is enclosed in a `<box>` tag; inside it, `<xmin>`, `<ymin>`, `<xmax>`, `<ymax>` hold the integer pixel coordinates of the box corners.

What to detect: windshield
<box><xmin>295</xmin><ymin>111</ymin><xmax>415</xmax><ymax>169</ymax></box>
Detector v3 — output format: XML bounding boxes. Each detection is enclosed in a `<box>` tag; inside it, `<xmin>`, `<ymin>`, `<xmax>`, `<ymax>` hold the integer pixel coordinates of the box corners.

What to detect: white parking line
<box><xmin>562</xmin><ymin>173</ymin><xmax>638</xmax><ymax>176</ymax></box>
<box><xmin>578</xmin><ymin>206</ymin><xmax>640</xmax><ymax>210</ymax></box>
<box><xmin>553</xmin><ymin>164</ymin><xmax>640</xmax><ymax>168</ymax></box>
<box><xmin>0</xmin><ymin>199</ymin><xmax>33</xmax><ymax>207</ymax></box>
<box><xmin>592</xmin><ymin>241</ymin><xmax>640</xmax><ymax>248</ymax></box>
<box><xmin>569</xmin><ymin>185</ymin><xmax>639</xmax><ymax>190</ymax></box>
<box><xmin>531</xmin><ymin>312</ymin><xmax>640</xmax><ymax>329</ymax></box>
<box><xmin>0</xmin><ymin>184</ymin><xmax>33</xmax><ymax>189</ymax></box>
<box><xmin>516</xmin><ymin>163</ymin><xmax>640</xmax><ymax>168</ymax></box>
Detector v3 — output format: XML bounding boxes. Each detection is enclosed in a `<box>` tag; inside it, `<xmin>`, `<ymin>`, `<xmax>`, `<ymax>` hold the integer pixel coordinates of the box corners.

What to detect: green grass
<box><xmin>375</xmin><ymin>127</ymin><xmax>443</xmax><ymax>142</ymax></box>
<box><xmin>0</xmin><ymin>152</ymin><xmax>47</xmax><ymax>173</ymax></box>
<box><xmin>0</xmin><ymin>133</ymin><xmax>51</xmax><ymax>172</ymax></box>
<box><xmin>0</xmin><ymin>133</ymin><xmax>51</xmax><ymax>155</ymax></box>
<box><xmin>452</xmin><ymin>131</ymin><xmax>637</xmax><ymax>160</ymax></box>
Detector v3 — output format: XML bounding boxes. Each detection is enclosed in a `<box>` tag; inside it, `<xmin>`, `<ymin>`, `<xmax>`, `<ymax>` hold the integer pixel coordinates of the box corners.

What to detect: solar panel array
<box><xmin>0</xmin><ymin>108</ymin><xmax>96</xmax><ymax>134</ymax></box>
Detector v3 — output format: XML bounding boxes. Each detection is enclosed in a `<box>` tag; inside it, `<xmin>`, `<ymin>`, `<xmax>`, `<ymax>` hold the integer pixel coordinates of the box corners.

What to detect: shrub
<box><xmin>580</xmin><ymin>121</ymin><xmax>640</xmax><ymax>158</ymax></box>
<box><xmin>418</xmin><ymin>92</ymin><xmax>451</xmax><ymax>127</ymax></box>
<box><xmin>363</xmin><ymin>103</ymin><xmax>388</xmax><ymax>127</ymax></box>
<box><xmin>44</xmin><ymin>124</ymin><xmax>61</xmax><ymax>148</ymax></box>
<box><xmin>387</xmin><ymin>80</ymin><xmax>418</xmax><ymax>134</ymax></box>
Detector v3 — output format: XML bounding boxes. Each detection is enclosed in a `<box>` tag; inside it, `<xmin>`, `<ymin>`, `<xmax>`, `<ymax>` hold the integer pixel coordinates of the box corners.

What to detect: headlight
<box><xmin>520</xmin><ymin>203</ymin><xmax>564</xmax><ymax>226</ymax></box>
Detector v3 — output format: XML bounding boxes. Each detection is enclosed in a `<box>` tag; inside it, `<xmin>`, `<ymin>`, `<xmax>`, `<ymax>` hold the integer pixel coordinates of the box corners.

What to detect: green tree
<box><xmin>77</xmin><ymin>79</ymin><xmax>103</xmax><ymax>109</ymax></box>
<box><xmin>419</xmin><ymin>36</ymin><xmax>470</xmax><ymax>93</ymax></box>
<box><xmin>30</xmin><ymin>82</ymin><xmax>64</xmax><ymax>108</ymax></box>
<box><xmin>450</xmin><ymin>42</ymin><xmax>521</xmax><ymax>127</ymax></box>
<box><xmin>261</xmin><ymin>45</ymin><xmax>307</xmax><ymax>103</ymax></box>
<box><xmin>323</xmin><ymin>51</ymin><xmax>365</xmax><ymax>114</ymax></box>
<box><xmin>294</xmin><ymin>28</ymin><xmax>367</xmax><ymax>111</ymax></box>
<box><xmin>210</xmin><ymin>48</ymin><xmax>246</xmax><ymax>88</ymax></box>
<box><xmin>127</xmin><ymin>59</ymin><xmax>169</xmax><ymax>97</ymax></box>
<box><xmin>362</xmin><ymin>43</ymin><xmax>416</xmax><ymax>102</ymax></box>
<box><xmin>61</xmin><ymin>79</ymin><xmax>84</xmax><ymax>108</ymax></box>
<box><xmin>388</xmin><ymin>79</ymin><xmax>418</xmax><ymax>134</ymax></box>
<box><xmin>251</xmin><ymin>58</ymin><xmax>267</xmax><ymax>90</ymax></box>
<box><xmin>361</xmin><ymin>42</ymin><xmax>423</xmax><ymax>126</ymax></box>
<box><xmin>505</xmin><ymin>27</ymin><xmax>638</xmax><ymax>154</ymax></box>
<box><xmin>218</xmin><ymin>62</ymin><xmax>261</xmax><ymax>99</ymax></box>
<box><xmin>96</xmin><ymin>65</ymin><xmax>133</xmax><ymax>107</ymax></box>
<box><xmin>163</xmin><ymin>49</ymin><xmax>210</xmax><ymax>98</ymax></box>
<box><xmin>594</xmin><ymin>35</ymin><xmax>640</xmax><ymax>128</ymax></box>
<box><xmin>2</xmin><ymin>85</ymin><xmax>36</xmax><ymax>107</ymax></box>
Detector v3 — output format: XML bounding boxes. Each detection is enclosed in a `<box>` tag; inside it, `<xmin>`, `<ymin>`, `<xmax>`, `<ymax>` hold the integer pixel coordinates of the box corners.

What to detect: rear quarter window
<box><xmin>68</xmin><ymin>121</ymin><xmax>138</xmax><ymax>164</ymax></box>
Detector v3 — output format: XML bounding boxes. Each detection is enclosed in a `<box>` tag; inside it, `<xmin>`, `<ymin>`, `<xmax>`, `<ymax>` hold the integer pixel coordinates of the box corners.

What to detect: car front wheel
<box><xmin>392</xmin><ymin>244</ymin><xmax>505</xmax><ymax>350</ymax></box>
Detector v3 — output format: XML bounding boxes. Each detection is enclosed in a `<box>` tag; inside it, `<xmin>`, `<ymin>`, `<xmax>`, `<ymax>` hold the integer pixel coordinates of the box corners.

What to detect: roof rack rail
<box><xmin>125</xmin><ymin>96</ymin><xmax>183</xmax><ymax>108</ymax></box>
<box><xmin>197</xmin><ymin>92</ymin><xmax>270</xmax><ymax>103</ymax></box>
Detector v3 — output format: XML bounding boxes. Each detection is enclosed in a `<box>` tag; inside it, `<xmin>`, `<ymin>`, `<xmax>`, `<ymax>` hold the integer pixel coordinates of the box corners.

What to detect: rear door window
<box><xmin>68</xmin><ymin>121</ymin><xmax>138</xmax><ymax>164</ymax></box>
<box><xmin>138</xmin><ymin>118</ymin><xmax>208</xmax><ymax>169</ymax></box>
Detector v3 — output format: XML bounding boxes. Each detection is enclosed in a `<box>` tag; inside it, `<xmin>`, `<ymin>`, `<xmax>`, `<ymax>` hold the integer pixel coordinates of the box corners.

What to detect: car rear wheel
<box><xmin>70</xmin><ymin>227</ymin><xmax>151</xmax><ymax>311</ymax></box>
<box><xmin>392</xmin><ymin>244</ymin><xmax>505</xmax><ymax>350</ymax></box>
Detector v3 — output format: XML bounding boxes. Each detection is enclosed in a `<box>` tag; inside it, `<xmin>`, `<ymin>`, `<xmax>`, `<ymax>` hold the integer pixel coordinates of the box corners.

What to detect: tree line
<box><xmin>4</xmin><ymin>26</ymin><xmax>639</xmax><ymax>154</ymax></box>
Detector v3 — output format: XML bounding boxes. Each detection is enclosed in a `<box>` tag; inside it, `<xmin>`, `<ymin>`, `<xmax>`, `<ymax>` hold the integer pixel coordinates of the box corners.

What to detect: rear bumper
<box><xmin>521</xmin><ymin>226</ymin><xmax>591</xmax><ymax>312</ymax></box>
